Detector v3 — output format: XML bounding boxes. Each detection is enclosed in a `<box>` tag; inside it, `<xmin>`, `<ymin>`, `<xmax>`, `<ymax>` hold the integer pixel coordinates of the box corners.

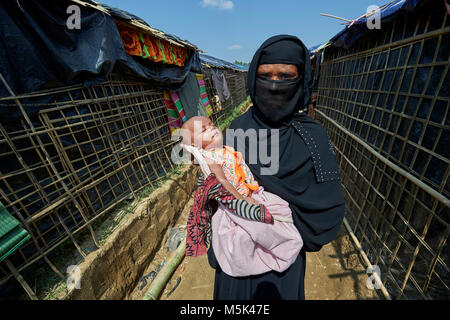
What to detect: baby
<box><xmin>180</xmin><ymin>116</ymin><xmax>260</xmax><ymax>206</ymax></box>
<box><xmin>180</xmin><ymin>116</ymin><xmax>303</xmax><ymax>277</ymax></box>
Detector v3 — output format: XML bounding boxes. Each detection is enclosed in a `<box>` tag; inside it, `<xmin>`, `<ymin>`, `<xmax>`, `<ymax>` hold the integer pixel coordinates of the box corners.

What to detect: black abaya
<box><xmin>210</xmin><ymin>35</ymin><xmax>345</xmax><ymax>300</ymax></box>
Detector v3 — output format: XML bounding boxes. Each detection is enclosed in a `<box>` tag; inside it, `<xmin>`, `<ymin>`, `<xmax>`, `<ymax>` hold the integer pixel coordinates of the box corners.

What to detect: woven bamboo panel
<box><xmin>202</xmin><ymin>67</ymin><xmax>248</xmax><ymax>124</ymax></box>
<box><xmin>0</xmin><ymin>69</ymin><xmax>248</xmax><ymax>288</ymax></box>
<box><xmin>316</xmin><ymin>2</ymin><xmax>449</xmax><ymax>299</ymax></box>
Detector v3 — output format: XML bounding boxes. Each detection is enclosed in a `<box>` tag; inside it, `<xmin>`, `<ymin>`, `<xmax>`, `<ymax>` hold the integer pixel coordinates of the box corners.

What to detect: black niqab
<box><xmin>250</xmin><ymin>36</ymin><xmax>310</xmax><ymax>123</ymax></box>
<box><xmin>211</xmin><ymin>35</ymin><xmax>346</xmax><ymax>300</ymax></box>
<box><xmin>235</xmin><ymin>34</ymin><xmax>345</xmax><ymax>251</ymax></box>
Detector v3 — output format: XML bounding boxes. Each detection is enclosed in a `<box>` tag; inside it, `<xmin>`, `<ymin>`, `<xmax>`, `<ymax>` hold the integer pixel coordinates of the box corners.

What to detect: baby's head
<box><xmin>180</xmin><ymin>116</ymin><xmax>223</xmax><ymax>150</ymax></box>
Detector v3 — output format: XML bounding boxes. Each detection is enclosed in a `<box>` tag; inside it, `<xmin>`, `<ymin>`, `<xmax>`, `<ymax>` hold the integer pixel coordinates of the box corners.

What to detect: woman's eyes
<box><xmin>258</xmin><ymin>73</ymin><xmax>297</xmax><ymax>80</ymax></box>
<box><xmin>280</xmin><ymin>73</ymin><xmax>298</xmax><ymax>79</ymax></box>
<box><xmin>258</xmin><ymin>73</ymin><xmax>271</xmax><ymax>78</ymax></box>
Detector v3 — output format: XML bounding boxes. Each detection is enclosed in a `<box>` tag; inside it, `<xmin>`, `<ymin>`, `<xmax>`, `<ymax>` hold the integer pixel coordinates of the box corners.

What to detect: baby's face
<box><xmin>189</xmin><ymin>117</ymin><xmax>223</xmax><ymax>150</ymax></box>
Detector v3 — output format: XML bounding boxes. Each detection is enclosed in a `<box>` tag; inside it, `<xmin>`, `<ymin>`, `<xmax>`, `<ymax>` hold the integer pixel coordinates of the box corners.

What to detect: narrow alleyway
<box><xmin>130</xmin><ymin>197</ymin><xmax>380</xmax><ymax>300</ymax></box>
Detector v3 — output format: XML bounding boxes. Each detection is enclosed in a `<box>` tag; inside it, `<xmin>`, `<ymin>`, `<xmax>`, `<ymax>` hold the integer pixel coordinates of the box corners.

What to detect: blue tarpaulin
<box><xmin>312</xmin><ymin>0</ymin><xmax>435</xmax><ymax>50</ymax></box>
<box><xmin>0</xmin><ymin>0</ymin><xmax>200</xmax><ymax>100</ymax></box>
<box><xmin>199</xmin><ymin>54</ymin><xmax>247</xmax><ymax>71</ymax></box>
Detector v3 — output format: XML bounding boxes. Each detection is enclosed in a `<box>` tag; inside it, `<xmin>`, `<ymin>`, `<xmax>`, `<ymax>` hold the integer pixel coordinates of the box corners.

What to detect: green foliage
<box><xmin>233</xmin><ymin>60</ymin><xmax>250</xmax><ymax>67</ymax></box>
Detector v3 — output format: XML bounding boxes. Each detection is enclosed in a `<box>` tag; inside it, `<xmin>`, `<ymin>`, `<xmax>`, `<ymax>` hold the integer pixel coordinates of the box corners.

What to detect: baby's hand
<box><xmin>244</xmin><ymin>197</ymin><xmax>259</xmax><ymax>205</ymax></box>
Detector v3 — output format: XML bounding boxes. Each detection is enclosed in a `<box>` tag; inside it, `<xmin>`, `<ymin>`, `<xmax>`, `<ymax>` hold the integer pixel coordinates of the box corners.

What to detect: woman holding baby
<box><xmin>182</xmin><ymin>35</ymin><xmax>345</xmax><ymax>300</ymax></box>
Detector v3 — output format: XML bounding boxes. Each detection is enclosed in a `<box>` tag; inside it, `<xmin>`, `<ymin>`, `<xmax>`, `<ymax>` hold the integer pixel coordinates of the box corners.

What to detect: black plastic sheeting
<box><xmin>329</xmin><ymin>0</ymin><xmax>436</xmax><ymax>49</ymax></box>
<box><xmin>199</xmin><ymin>53</ymin><xmax>246</xmax><ymax>71</ymax></box>
<box><xmin>0</xmin><ymin>0</ymin><xmax>203</xmax><ymax>279</ymax></box>
<box><xmin>0</xmin><ymin>0</ymin><xmax>201</xmax><ymax>102</ymax></box>
<box><xmin>90</xmin><ymin>0</ymin><xmax>199</xmax><ymax>50</ymax></box>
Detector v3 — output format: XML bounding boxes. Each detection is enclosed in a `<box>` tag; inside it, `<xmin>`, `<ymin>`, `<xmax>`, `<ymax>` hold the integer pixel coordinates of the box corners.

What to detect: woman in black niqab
<box><xmin>209</xmin><ymin>35</ymin><xmax>345</xmax><ymax>300</ymax></box>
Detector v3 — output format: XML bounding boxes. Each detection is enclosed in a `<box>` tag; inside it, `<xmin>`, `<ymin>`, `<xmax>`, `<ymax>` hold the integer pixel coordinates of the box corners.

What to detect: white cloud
<box><xmin>228</xmin><ymin>44</ymin><xmax>242</xmax><ymax>50</ymax></box>
<box><xmin>201</xmin><ymin>0</ymin><xmax>234</xmax><ymax>10</ymax></box>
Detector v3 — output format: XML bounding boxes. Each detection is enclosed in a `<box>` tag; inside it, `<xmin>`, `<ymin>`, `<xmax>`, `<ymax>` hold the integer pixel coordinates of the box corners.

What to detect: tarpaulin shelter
<box><xmin>311</xmin><ymin>0</ymin><xmax>449</xmax><ymax>299</ymax></box>
<box><xmin>198</xmin><ymin>54</ymin><xmax>248</xmax><ymax>125</ymax></box>
<box><xmin>0</xmin><ymin>0</ymin><xmax>248</xmax><ymax>299</ymax></box>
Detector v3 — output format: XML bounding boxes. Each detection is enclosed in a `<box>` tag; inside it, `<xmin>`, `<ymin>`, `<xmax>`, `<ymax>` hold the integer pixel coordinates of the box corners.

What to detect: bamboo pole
<box><xmin>0</xmin><ymin>124</ymin><xmax>88</xmax><ymax>259</ymax></box>
<box><xmin>4</xmin><ymin>259</ymin><xmax>38</xmax><ymax>300</ymax></box>
<box><xmin>0</xmin><ymin>190</ymin><xmax>65</xmax><ymax>281</ymax></box>
<box><xmin>0</xmin><ymin>70</ymin><xmax>247</xmax><ymax>288</ymax></box>
<box><xmin>0</xmin><ymin>71</ymin><xmax>99</xmax><ymax>250</ymax></box>
<box><xmin>321</xmin><ymin>27</ymin><xmax>450</xmax><ymax>66</ymax></box>
<box><xmin>142</xmin><ymin>238</ymin><xmax>186</xmax><ymax>300</ymax></box>
<box><xmin>342</xmin><ymin>218</ymin><xmax>392</xmax><ymax>300</ymax></box>
<box><xmin>320</xmin><ymin>13</ymin><xmax>352</xmax><ymax>22</ymax></box>
<box><xmin>315</xmin><ymin>109</ymin><xmax>449</xmax><ymax>207</ymax></box>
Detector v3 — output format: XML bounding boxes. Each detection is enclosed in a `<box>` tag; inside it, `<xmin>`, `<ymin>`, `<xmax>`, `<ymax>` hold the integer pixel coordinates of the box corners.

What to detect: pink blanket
<box><xmin>211</xmin><ymin>187</ymin><xmax>303</xmax><ymax>277</ymax></box>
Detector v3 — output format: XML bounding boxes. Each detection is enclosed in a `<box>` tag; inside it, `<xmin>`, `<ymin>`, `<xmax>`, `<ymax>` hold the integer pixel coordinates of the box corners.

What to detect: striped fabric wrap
<box><xmin>163</xmin><ymin>90</ymin><xmax>183</xmax><ymax>136</ymax></box>
<box><xmin>163</xmin><ymin>74</ymin><xmax>213</xmax><ymax>136</ymax></box>
<box><xmin>170</xmin><ymin>91</ymin><xmax>187</xmax><ymax>122</ymax></box>
<box><xmin>186</xmin><ymin>174</ymin><xmax>273</xmax><ymax>257</ymax></box>
<box><xmin>195</xmin><ymin>174</ymin><xmax>270</xmax><ymax>223</ymax></box>
<box><xmin>195</xmin><ymin>73</ymin><xmax>213</xmax><ymax>116</ymax></box>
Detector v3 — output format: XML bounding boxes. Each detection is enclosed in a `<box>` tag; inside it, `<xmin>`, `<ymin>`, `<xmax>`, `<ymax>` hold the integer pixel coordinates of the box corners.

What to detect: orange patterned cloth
<box><xmin>115</xmin><ymin>21</ymin><xmax>188</xmax><ymax>67</ymax></box>
<box><xmin>200</xmin><ymin>146</ymin><xmax>259</xmax><ymax>197</ymax></box>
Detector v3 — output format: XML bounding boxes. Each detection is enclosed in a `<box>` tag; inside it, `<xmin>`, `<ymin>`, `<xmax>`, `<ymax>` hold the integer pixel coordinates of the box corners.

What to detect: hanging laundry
<box><xmin>177</xmin><ymin>72</ymin><xmax>212</xmax><ymax>119</ymax></box>
<box><xmin>196</xmin><ymin>73</ymin><xmax>213</xmax><ymax>117</ymax></box>
<box><xmin>163</xmin><ymin>72</ymin><xmax>213</xmax><ymax>136</ymax></box>
<box><xmin>218</xmin><ymin>71</ymin><xmax>230</xmax><ymax>101</ymax></box>
<box><xmin>211</xmin><ymin>70</ymin><xmax>230</xmax><ymax>102</ymax></box>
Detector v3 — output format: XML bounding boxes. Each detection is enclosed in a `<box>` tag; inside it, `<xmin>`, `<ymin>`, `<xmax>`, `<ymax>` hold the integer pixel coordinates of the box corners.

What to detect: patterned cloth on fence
<box><xmin>115</xmin><ymin>21</ymin><xmax>188</xmax><ymax>67</ymax></box>
<box><xmin>177</xmin><ymin>72</ymin><xmax>209</xmax><ymax>119</ymax></box>
<box><xmin>196</xmin><ymin>73</ymin><xmax>213</xmax><ymax>116</ymax></box>
<box><xmin>185</xmin><ymin>174</ymin><xmax>273</xmax><ymax>257</ymax></box>
<box><xmin>199</xmin><ymin>145</ymin><xmax>259</xmax><ymax>198</ymax></box>
<box><xmin>163</xmin><ymin>72</ymin><xmax>213</xmax><ymax>136</ymax></box>
<box><xmin>0</xmin><ymin>202</ymin><xmax>30</xmax><ymax>263</ymax></box>
<box><xmin>163</xmin><ymin>90</ymin><xmax>186</xmax><ymax>136</ymax></box>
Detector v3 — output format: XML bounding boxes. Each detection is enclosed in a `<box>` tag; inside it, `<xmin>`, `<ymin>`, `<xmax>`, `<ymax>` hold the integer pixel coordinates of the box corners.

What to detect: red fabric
<box><xmin>115</xmin><ymin>20</ymin><xmax>187</xmax><ymax>66</ymax></box>
<box><xmin>186</xmin><ymin>174</ymin><xmax>233</xmax><ymax>257</ymax></box>
<box><xmin>185</xmin><ymin>174</ymin><xmax>273</xmax><ymax>257</ymax></box>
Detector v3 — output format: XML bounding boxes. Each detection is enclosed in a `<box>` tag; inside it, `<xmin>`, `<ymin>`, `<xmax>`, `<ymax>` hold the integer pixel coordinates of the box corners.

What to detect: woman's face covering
<box><xmin>255</xmin><ymin>64</ymin><xmax>303</xmax><ymax>123</ymax></box>
<box><xmin>256</xmin><ymin>64</ymin><xmax>298</xmax><ymax>81</ymax></box>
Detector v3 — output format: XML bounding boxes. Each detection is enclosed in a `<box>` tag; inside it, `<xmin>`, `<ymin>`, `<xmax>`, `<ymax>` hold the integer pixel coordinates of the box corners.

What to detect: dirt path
<box><xmin>131</xmin><ymin>198</ymin><xmax>380</xmax><ymax>300</ymax></box>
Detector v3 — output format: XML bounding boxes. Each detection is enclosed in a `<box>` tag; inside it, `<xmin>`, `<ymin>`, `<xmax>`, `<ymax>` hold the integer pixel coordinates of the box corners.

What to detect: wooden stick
<box><xmin>0</xmin><ymin>72</ymin><xmax>96</xmax><ymax>252</ymax></box>
<box><xmin>4</xmin><ymin>259</ymin><xmax>38</xmax><ymax>300</ymax></box>
<box><xmin>0</xmin><ymin>188</ymin><xmax>65</xmax><ymax>281</ymax></box>
<box><xmin>343</xmin><ymin>218</ymin><xmax>391</xmax><ymax>300</ymax></box>
<box><xmin>142</xmin><ymin>238</ymin><xmax>186</xmax><ymax>300</ymax></box>
<box><xmin>320</xmin><ymin>13</ymin><xmax>352</xmax><ymax>22</ymax></box>
<box><xmin>316</xmin><ymin>109</ymin><xmax>449</xmax><ymax>207</ymax></box>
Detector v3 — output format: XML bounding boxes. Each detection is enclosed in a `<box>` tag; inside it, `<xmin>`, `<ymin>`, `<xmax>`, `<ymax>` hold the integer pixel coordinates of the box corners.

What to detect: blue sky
<box><xmin>101</xmin><ymin>0</ymin><xmax>391</xmax><ymax>63</ymax></box>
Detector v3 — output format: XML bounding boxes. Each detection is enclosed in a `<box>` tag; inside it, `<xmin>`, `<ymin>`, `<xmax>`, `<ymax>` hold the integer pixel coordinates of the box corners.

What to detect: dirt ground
<box><xmin>130</xmin><ymin>196</ymin><xmax>381</xmax><ymax>300</ymax></box>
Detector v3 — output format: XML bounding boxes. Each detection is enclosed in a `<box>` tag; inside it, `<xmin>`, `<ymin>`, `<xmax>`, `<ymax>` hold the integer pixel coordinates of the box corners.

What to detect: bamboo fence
<box><xmin>0</xmin><ymin>65</ymin><xmax>248</xmax><ymax>298</ymax></box>
<box><xmin>315</xmin><ymin>2</ymin><xmax>449</xmax><ymax>299</ymax></box>
<box><xmin>202</xmin><ymin>67</ymin><xmax>248</xmax><ymax>125</ymax></box>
